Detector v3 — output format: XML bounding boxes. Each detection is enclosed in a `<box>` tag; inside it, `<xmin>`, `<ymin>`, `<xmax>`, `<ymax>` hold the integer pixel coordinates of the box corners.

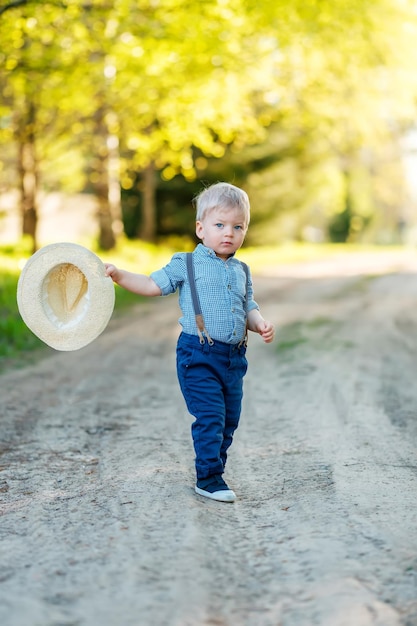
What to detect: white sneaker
<box><xmin>195</xmin><ymin>475</ymin><xmax>236</xmax><ymax>502</ymax></box>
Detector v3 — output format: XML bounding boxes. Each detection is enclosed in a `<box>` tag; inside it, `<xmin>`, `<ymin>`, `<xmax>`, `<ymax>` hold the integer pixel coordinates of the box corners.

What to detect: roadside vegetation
<box><xmin>0</xmin><ymin>239</ymin><xmax>405</xmax><ymax>372</ymax></box>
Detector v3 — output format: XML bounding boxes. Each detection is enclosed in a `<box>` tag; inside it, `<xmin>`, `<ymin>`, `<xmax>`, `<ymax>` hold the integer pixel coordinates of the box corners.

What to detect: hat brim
<box><xmin>17</xmin><ymin>242</ymin><xmax>115</xmax><ymax>351</ymax></box>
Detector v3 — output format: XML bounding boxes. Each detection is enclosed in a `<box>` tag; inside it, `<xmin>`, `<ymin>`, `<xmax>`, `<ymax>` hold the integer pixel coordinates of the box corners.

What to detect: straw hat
<box><xmin>17</xmin><ymin>242</ymin><xmax>115</xmax><ymax>351</ymax></box>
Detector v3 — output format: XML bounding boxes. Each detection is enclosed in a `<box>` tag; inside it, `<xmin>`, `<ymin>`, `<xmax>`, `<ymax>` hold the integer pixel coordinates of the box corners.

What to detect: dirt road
<box><xmin>1</xmin><ymin>251</ymin><xmax>417</xmax><ymax>626</ymax></box>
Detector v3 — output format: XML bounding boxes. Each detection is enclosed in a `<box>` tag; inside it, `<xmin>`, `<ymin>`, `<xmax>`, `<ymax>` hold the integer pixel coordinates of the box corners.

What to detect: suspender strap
<box><xmin>186</xmin><ymin>253</ymin><xmax>214</xmax><ymax>345</ymax></box>
<box><xmin>240</xmin><ymin>261</ymin><xmax>249</xmax><ymax>347</ymax></box>
<box><xmin>240</xmin><ymin>261</ymin><xmax>249</xmax><ymax>305</ymax></box>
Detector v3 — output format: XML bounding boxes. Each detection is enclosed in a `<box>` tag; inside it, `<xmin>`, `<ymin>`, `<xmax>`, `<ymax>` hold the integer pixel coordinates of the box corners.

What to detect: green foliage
<box><xmin>1</xmin><ymin>0</ymin><xmax>417</xmax><ymax>244</ymax></box>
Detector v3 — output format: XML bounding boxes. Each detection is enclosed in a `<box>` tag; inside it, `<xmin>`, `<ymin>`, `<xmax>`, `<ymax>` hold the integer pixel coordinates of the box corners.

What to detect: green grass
<box><xmin>0</xmin><ymin>271</ymin><xmax>45</xmax><ymax>356</ymax></box>
<box><xmin>0</xmin><ymin>244</ymin><xmax>46</xmax><ymax>370</ymax></box>
<box><xmin>275</xmin><ymin>317</ymin><xmax>336</xmax><ymax>354</ymax></box>
<box><xmin>0</xmin><ymin>238</ymin><xmax>406</xmax><ymax>372</ymax></box>
<box><xmin>275</xmin><ymin>316</ymin><xmax>356</xmax><ymax>358</ymax></box>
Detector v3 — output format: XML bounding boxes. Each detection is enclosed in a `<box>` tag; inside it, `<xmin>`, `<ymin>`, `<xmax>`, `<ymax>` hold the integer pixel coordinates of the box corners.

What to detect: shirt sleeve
<box><xmin>245</xmin><ymin>265</ymin><xmax>259</xmax><ymax>312</ymax></box>
<box><xmin>150</xmin><ymin>253</ymin><xmax>186</xmax><ymax>296</ymax></box>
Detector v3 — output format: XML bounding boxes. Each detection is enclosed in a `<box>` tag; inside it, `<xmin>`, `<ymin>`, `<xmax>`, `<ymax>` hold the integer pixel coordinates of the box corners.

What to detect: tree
<box><xmin>2</xmin><ymin>0</ymin><xmax>417</xmax><ymax>249</ymax></box>
<box><xmin>237</xmin><ymin>0</ymin><xmax>417</xmax><ymax>242</ymax></box>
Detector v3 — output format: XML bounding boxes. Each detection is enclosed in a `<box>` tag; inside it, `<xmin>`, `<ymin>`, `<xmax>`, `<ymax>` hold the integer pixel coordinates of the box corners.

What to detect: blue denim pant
<box><xmin>176</xmin><ymin>332</ymin><xmax>248</xmax><ymax>480</ymax></box>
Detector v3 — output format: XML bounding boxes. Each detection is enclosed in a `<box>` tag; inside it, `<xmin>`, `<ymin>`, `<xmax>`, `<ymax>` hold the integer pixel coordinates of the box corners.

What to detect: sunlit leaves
<box><xmin>1</xmin><ymin>0</ymin><xmax>417</xmax><ymax>242</ymax></box>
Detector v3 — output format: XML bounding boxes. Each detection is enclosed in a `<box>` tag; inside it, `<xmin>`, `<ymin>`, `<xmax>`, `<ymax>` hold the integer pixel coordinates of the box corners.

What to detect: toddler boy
<box><xmin>105</xmin><ymin>182</ymin><xmax>274</xmax><ymax>502</ymax></box>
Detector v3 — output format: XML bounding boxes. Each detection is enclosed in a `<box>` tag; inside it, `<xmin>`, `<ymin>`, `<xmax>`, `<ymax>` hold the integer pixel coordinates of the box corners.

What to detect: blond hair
<box><xmin>194</xmin><ymin>182</ymin><xmax>250</xmax><ymax>225</ymax></box>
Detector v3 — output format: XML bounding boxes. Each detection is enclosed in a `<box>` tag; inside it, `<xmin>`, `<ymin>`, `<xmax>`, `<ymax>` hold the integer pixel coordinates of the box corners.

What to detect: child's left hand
<box><xmin>257</xmin><ymin>319</ymin><xmax>275</xmax><ymax>344</ymax></box>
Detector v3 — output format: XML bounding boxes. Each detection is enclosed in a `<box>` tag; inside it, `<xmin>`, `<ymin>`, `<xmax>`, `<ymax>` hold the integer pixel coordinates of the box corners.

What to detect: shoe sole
<box><xmin>195</xmin><ymin>486</ymin><xmax>236</xmax><ymax>502</ymax></box>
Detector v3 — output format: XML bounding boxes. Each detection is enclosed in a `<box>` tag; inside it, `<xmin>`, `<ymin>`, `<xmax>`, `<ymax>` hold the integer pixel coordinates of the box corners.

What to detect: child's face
<box><xmin>196</xmin><ymin>206</ymin><xmax>247</xmax><ymax>260</ymax></box>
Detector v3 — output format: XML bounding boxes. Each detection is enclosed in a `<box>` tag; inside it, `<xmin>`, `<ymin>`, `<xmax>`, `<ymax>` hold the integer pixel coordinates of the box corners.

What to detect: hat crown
<box><xmin>44</xmin><ymin>263</ymin><xmax>89</xmax><ymax>327</ymax></box>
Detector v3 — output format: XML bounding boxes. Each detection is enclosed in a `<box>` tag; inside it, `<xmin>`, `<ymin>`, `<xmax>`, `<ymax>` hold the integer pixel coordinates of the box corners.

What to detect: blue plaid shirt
<box><xmin>150</xmin><ymin>243</ymin><xmax>259</xmax><ymax>344</ymax></box>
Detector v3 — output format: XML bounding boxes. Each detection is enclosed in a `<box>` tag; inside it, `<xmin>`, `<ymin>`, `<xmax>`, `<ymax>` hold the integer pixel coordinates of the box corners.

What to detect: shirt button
<box><xmin>227</xmin><ymin>284</ymin><xmax>231</xmax><ymax>289</ymax></box>
<box><xmin>233</xmin><ymin>331</ymin><xmax>236</xmax><ymax>336</ymax></box>
<box><xmin>231</xmin><ymin>308</ymin><xmax>235</xmax><ymax>313</ymax></box>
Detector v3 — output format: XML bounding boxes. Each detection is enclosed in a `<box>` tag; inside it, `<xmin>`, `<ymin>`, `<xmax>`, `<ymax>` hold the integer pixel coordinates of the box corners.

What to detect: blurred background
<box><xmin>1</xmin><ymin>0</ymin><xmax>417</xmax><ymax>253</ymax></box>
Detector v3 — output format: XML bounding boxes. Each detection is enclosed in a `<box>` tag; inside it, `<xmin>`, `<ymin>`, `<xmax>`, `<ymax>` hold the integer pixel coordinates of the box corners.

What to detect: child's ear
<box><xmin>195</xmin><ymin>221</ymin><xmax>203</xmax><ymax>239</ymax></box>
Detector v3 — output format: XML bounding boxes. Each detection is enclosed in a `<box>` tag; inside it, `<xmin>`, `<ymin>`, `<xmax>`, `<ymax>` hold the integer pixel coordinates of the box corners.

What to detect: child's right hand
<box><xmin>104</xmin><ymin>263</ymin><xmax>118</xmax><ymax>281</ymax></box>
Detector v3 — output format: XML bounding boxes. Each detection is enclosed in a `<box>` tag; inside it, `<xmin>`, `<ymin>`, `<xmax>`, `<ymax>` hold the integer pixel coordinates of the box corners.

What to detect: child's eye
<box><xmin>215</xmin><ymin>223</ymin><xmax>224</xmax><ymax>229</ymax></box>
<box><xmin>234</xmin><ymin>225</ymin><xmax>243</xmax><ymax>230</ymax></box>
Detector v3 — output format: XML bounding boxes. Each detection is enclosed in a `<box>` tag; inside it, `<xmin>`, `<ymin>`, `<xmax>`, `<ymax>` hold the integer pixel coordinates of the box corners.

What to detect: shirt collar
<box><xmin>195</xmin><ymin>243</ymin><xmax>237</xmax><ymax>261</ymax></box>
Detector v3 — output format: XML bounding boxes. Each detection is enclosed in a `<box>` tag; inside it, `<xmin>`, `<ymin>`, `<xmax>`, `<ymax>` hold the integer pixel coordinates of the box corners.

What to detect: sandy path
<box><xmin>1</xmin><ymin>252</ymin><xmax>417</xmax><ymax>626</ymax></box>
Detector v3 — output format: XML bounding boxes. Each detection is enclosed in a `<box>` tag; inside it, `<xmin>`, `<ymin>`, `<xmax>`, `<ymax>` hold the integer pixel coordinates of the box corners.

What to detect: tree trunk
<box><xmin>92</xmin><ymin>104</ymin><xmax>120</xmax><ymax>251</ymax></box>
<box><xmin>140</xmin><ymin>162</ymin><xmax>157</xmax><ymax>241</ymax></box>
<box><xmin>17</xmin><ymin>99</ymin><xmax>38</xmax><ymax>254</ymax></box>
